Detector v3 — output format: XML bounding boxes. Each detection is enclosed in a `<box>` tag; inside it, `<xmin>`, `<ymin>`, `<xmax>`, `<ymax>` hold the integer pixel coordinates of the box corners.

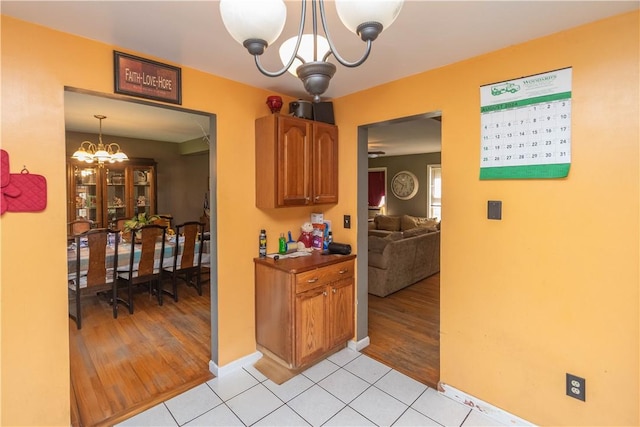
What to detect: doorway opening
<box><xmin>64</xmin><ymin>87</ymin><xmax>218</xmax><ymax>425</ymax></box>
<box><xmin>356</xmin><ymin>112</ymin><xmax>442</xmax><ymax>387</ymax></box>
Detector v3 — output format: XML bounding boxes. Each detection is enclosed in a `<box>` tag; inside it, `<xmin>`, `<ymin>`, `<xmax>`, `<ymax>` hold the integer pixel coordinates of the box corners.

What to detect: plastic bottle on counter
<box><xmin>278</xmin><ymin>233</ymin><xmax>287</xmax><ymax>255</ymax></box>
<box><xmin>324</xmin><ymin>231</ymin><xmax>333</xmax><ymax>250</ymax></box>
<box><xmin>259</xmin><ymin>229</ymin><xmax>267</xmax><ymax>258</ymax></box>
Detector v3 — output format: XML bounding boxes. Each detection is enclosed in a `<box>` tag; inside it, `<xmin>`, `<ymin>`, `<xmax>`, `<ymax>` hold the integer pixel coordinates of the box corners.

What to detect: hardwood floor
<box><xmin>362</xmin><ymin>273</ymin><xmax>440</xmax><ymax>388</ymax></box>
<box><xmin>69</xmin><ymin>276</ymin><xmax>213</xmax><ymax>427</ymax></box>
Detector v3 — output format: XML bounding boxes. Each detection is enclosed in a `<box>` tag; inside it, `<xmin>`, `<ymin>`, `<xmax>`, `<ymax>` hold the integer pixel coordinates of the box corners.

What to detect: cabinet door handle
<box><xmin>314</xmin><ymin>195</ymin><xmax>320</xmax><ymax>201</ymax></box>
<box><xmin>307</xmin><ymin>277</ymin><xmax>319</xmax><ymax>283</ymax></box>
<box><xmin>339</xmin><ymin>269</ymin><xmax>348</xmax><ymax>274</ymax></box>
<box><xmin>332</xmin><ymin>288</ymin><xmax>337</xmax><ymax>294</ymax></box>
<box><xmin>323</xmin><ymin>291</ymin><xmax>328</xmax><ymax>296</ymax></box>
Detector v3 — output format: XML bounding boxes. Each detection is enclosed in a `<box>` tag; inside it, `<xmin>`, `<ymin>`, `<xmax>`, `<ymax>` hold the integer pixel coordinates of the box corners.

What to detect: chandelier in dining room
<box><xmin>71</xmin><ymin>115</ymin><xmax>129</xmax><ymax>167</ymax></box>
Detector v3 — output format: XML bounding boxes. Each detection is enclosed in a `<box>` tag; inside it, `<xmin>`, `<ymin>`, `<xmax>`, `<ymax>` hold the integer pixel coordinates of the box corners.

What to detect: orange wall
<box><xmin>0</xmin><ymin>16</ymin><xmax>298</xmax><ymax>426</ymax></box>
<box><xmin>334</xmin><ymin>10</ymin><xmax>639</xmax><ymax>426</ymax></box>
<box><xmin>1</xmin><ymin>10</ymin><xmax>638</xmax><ymax>427</ymax></box>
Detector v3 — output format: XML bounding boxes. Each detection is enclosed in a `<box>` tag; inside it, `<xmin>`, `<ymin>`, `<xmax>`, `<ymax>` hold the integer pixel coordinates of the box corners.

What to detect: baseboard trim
<box><xmin>209</xmin><ymin>351</ymin><xmax>262</xmax><ymax>378</ymax></box>
<box><xmin>349</xmin><ymin>336</ymin><xmax>370</xmax><ymax>352</ymax></box>
<box><xmin>438</xmin><ymin>382</ymin><xmax>535</xmax><ymax>426</ymax></box>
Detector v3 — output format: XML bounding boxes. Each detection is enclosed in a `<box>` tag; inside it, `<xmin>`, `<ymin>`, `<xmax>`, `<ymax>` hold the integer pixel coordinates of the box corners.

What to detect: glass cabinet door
<box><xmin>132</xmin><ymin>166</ymin><xmax>154</xmax><ymax>217</ymax></box>
<box><xmin>105</xmin><ymin>167</ymin><xmax>127</xmax><ymax>227</ymax></box>
<box><xmin>73</xmin><ymin>166</ymin><xmax>99</xmax><ymax>223</ymax></box>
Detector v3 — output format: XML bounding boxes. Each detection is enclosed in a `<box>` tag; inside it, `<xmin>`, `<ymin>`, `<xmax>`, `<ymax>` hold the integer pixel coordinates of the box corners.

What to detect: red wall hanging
<box><xmin>1</xmin><ymin>149</ymin><xmax>47</xmax><ymax>214</ymax></box>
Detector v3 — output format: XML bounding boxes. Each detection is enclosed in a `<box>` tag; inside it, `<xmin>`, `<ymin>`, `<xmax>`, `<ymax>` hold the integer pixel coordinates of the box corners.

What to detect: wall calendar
<box><xmin>480</xmin><ymin>67</ymin><xmax>572</xmax><ymax>180</ymax></box>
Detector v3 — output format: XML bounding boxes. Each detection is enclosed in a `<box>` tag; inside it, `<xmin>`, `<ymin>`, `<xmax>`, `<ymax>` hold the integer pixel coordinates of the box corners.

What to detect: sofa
<box><xmin>368</xmin><ymin>215</ymin><xmax>440</xmax><ymax>297</ymax></box>
<box><xmin>368</xmin><ymin>214</ymin><xmax>439</xmax><ymax>237</ymax></box>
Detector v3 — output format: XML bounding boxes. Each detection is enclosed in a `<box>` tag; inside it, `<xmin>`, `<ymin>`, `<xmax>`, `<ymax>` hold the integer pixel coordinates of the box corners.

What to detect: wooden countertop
<box><xmin>254</xmin><ymin>251</ymin><xmax>356</xmax><ymax>274</ymax></box>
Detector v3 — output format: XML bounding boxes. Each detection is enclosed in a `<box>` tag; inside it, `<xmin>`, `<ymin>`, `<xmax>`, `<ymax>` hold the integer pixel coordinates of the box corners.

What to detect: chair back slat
<box><xmin>86</xmin><ymin>232</ymin><xmax>107</xmax><ymax>286</ymax></box>
<box><xmin>74</xmin><ymin>228</ymin><xmax>119</xmax><ymax>288</ymax></box>
<box><xmin>129</xmin><ymin>224</ymin><xmax>166</xmax><ymax>277</ymax></box>
<box><xmin>179</xmin><ymin>223</ymin><xmax>199</xmax><ymax>268</ymax></box>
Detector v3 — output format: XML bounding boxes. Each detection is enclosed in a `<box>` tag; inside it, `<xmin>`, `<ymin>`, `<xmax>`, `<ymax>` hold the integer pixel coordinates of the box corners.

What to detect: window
<box><xmin>427</xmin><ymin>164</ymin><xmax>441</xmax><ymax>220</ymax></box>
<box><xmin>368</xmin><ymin>168</ymin><xmax>387</xmax><ymax>217</ymax></box>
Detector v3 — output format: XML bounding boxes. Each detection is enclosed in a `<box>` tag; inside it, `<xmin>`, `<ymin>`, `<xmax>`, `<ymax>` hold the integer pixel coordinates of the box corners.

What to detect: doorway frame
<box><xmin>355</xmin><ymin>111</ymin><xmax>442</xmax><ymax>345</ymax></box>
<box><xmin>63</xmin><ymin>86</ymin><xmax>219</xmax><ymax>365</ymax></box>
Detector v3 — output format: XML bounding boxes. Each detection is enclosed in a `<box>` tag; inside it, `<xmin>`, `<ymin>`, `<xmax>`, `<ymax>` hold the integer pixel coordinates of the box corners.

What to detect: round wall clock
<box><xmin>391</xmin><ymin>170</ymin><xmax>419</xmax><ymax>200</ymax></box>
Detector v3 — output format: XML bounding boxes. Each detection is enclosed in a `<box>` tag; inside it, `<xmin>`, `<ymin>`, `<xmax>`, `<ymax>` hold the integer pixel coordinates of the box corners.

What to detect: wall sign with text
<box><xmin>480</xmin><ymin>67</ymin><xmax>572</xmax><ymax>179</ymax></box>
<box><xmin>114</xmin><ymin>51</ymin><xmax>182</xmax><ymax>104</ymax></box>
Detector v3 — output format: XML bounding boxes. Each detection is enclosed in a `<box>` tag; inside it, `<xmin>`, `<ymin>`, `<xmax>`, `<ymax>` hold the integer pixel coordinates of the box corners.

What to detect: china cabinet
<box><xmin>67</xmin><ymin>158</ymin><xmax>157</xmax><ymax>229</ymax></box>
<box><xmin>254</xmin><ymin>253</ymin><xmax>355</xmax><ymax>369</ymax></box>
<box><xmin>255</xmin><ymin>114</ymin><xmax>338</xmax><ymax>208</ymax></box>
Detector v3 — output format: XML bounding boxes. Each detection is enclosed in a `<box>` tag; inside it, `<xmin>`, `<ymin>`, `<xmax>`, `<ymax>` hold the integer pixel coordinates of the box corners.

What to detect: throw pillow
<box><xmin>400</xmin><ymin>214</ymin><xmax>419</xmax><ymax>231</ymax></box>
<box><xmin>416</xmin><ymin>218</ymin><xmax>440</xmax><ymax>230</ymax></box>
<box><xmin>375</xmin><ymin>215</ymin><xmax>401</xmax><ymax>231</ymax></box>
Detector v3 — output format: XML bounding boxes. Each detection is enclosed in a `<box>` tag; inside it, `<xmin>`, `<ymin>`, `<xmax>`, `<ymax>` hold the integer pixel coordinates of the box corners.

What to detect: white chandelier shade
<box><xmin>219</xmin><ymin>0</ymin><xmax>286</xmax><ymax>50</ymax></box>
<box><xmin>279</xmin><ymin>34</ymin><xmax>330</xmax><ymax>77</ymax></box>
<box><xmin>335</xmin><ymin>0</ymin><xmax>403</xmax><ymax>37</ymax></box>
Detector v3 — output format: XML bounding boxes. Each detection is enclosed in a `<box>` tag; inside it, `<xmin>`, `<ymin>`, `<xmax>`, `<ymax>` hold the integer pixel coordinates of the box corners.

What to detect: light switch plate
<box><xmin>488</xmin><ymin>200</ymin><xmax>502</xmax><ymax>220</ymax></box>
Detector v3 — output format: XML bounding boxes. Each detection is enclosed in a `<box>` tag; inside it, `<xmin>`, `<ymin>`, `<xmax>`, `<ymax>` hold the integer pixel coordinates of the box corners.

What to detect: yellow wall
<box><xmin>334</xmin><ymin>10</ymin><xmax>639</xmax><ymax>426</ymax></box>
<box><xmin>1</xmin><ymin>10</ymin><xmax>638</xmax><ymax>427</ymax></box>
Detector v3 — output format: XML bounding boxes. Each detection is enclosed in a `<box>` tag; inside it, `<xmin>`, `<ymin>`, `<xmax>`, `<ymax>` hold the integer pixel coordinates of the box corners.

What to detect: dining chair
<box><xmin>156</xmin><ymin>214</ymin><xmax>173</xmax><ymax>229</ymax></box>
<box><xmin>68</xmin><ymin>219</ymin><xmax>93</xmax><ymax>237</ymax></box>
<box><xmin>68</xmin><ymin>228</ymin><xmax>120</xmax><ymax>329</ymax></box>
<box><xmin>117</xmin><ymin>224</ymin><xmax>167</xmax><ymax>312</ymax></box>
<box><xmin>161</xmin><ymin>221</ymin><xmax>206</xmax><ymax>303</ymax></box>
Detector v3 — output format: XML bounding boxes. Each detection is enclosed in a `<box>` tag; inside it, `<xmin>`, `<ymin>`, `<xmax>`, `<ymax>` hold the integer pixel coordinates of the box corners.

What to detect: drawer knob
<box><xmin>307</xmin><ymin>277</ymin><xmax>319</xmax><ymax>283</ymax></box>
<box><xmin>339</xmin><ymin>269</ymin><xmax>348</xmax><ymax>274</ymax></box>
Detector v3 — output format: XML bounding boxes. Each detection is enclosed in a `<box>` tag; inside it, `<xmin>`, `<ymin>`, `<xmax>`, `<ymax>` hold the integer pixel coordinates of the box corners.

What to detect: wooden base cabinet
<box><xmin>255</xmin><ymin>253</ymin><xmax>356</xmax><ymax>369</ymax></box>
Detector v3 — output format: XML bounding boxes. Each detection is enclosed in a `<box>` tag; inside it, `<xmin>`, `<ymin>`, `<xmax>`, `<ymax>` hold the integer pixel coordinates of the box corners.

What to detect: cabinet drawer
<box><xmin>295</xmin><ymin>260</ymin><xmax>354</xmax><ymax>294</ymax></box>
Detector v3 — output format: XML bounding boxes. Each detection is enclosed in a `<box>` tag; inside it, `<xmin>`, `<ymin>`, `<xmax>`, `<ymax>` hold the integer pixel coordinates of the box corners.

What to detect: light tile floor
<box><xmin>117</xmin><ymin>348</ymin><xmax>507</xmax><ymax>427</ymax></box>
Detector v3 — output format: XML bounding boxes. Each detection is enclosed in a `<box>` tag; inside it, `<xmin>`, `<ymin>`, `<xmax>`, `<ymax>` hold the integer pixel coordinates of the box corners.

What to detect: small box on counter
<box><xmin>311</xmin><ymin>212</ymin><xmax>323</xmax><ymax>224</ymax></box>
<box><xmin>311</xmin><ymin>223</ymin><xmax>324</xmax><ymax>250</ymax></box>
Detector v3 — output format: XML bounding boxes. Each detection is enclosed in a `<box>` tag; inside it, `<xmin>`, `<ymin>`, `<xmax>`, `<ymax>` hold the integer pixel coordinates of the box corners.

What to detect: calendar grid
<box><xmin>480</xmin><ymin>68</ymin><xmax>572</xmax><ymax>180</ymax></box>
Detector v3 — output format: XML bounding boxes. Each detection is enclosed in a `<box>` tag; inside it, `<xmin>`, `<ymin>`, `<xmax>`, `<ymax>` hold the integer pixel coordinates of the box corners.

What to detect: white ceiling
<box><xmin>3</xmin><ymin>1</ymin><xmax>637</xmax><ymax>155</ymax></box>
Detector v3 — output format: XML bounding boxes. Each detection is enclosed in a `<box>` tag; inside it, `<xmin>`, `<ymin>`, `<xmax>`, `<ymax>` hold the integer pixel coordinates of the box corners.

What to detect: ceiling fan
<box><xmin>368</xmin><ymin>151</ymin><xmax>385</xmax><ymax>158</ymax></box>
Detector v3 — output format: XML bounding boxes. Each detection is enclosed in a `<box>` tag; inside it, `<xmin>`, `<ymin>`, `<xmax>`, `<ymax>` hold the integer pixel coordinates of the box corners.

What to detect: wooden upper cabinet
<box><xmin>256</xmin><ymin>114</ymin><xmax>338</xmax><ymax>209</ymax></box>
<box><xmin>312</xmin><ymin>122</ymin><xmax>339</xmax><ymax>205</ymax></box>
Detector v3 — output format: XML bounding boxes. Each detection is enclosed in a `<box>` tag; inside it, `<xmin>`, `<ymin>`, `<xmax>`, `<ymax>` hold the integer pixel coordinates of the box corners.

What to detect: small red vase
<box><xmin>266</xmin><ymin>95</ymin><xmax>283</xmax><ymax>114</ymax></box>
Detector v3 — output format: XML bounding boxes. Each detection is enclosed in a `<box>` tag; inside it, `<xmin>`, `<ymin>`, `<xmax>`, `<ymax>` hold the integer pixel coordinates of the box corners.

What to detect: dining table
<box><xmin>67</xmin><ymin>238</ymin><xmax>208</xmax><ymax>275</ymax></box>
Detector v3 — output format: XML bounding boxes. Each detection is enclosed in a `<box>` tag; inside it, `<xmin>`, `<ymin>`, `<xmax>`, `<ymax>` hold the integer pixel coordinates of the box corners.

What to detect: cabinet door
<box><xmin>105</xmin><ymin>166</ymin><xmax>128</xmax><ymax>227</ymax></box>
<box><xmin>70</xmin><ymin>165</ymin><xmax>102</xmax><ymax>225</ymax></box>
<box><xmin>278</xmin><ymin>117</ymin><xmax>312</xmax><ymax>206</ymax></box>
<box><xmin>328</xmin><ymin>277</ymin><xmax>354</xmax><ymax>348</ymax></box>
<box><xmin>312</xmin><ymin>122</ymin><xmax>338</xmax><ymax>204</ymax></box>
<box><xmin>131</xmin><ymin>165</ymin><xmax>155</xmax><ymax>216</ymax></box>
<box><xmin>295</xmin><ymin>285</ymin><xmax>328</xmax><ymax>367</ymax></box>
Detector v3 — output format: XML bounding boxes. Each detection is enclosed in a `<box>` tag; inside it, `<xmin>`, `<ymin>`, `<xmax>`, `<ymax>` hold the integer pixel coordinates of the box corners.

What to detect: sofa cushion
<box><xmin>386</xmin><ymin>231</ymin><xmax>404</xmax><ymax>241</ymax></box>
<box><xmin>368</xmin><ymin>236</ymin><xmax>389</xmax><ymax>254</ymax></box>
<box><xmin>402</xmin><ymin>227</ymin><xmax>431</xmax><ymax>238</ymax></box>
<box><xmin>368</xmin><ymin>229</ymin><xmax>395</xmax><ymax>238</ymax></box>
<box><xmin>401</xmin><ymin>214</ymin><xmax>440</xmax><ymax>231</ymax></box>
<box><xmin>375</xmin><ymin>215</ymin><xmax>401</xmax><ymax>231</ymax></box>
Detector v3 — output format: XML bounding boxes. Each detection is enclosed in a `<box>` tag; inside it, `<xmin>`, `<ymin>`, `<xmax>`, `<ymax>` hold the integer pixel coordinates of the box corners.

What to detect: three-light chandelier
<box><xmin>219</xmin><ymin>0</ymin><xmax>404</xmax><ymax>102</ymax></box>
<box><xmin>71</xmin><ymin>115</ymin><xmax>129</xmax><ymax>167</ymax></box>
